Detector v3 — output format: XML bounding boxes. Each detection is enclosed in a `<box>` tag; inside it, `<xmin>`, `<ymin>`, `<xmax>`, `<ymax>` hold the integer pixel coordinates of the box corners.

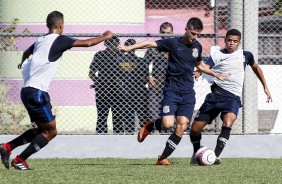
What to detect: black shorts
<box><xmin>160</xmin><ymin>90</ymin><xmax>195</xmax><ymax>121</ymax></box>
<box><xmin>194</xmin><ymin>93</ymin><xmax>241</xmax><ymax>124</ymax></box>
<box><xmin>21</xmin><ymin>87</ymin><xmax>55</xmax><ymax>123</ymax></box>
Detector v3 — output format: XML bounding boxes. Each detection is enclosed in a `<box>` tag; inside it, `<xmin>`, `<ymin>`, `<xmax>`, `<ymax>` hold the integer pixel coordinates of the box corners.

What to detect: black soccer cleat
<box><xmin>0</xmin><ymin>143</ymin><xmax>11</xmax><ymax>169</ymax></box>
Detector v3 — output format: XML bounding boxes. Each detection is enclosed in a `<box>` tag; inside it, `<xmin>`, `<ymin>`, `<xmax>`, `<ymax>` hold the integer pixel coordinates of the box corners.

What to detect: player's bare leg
<box><xmin>156</xmin><ymin>116</ymin><xmax>189</xmax><ymax>165</ymax></box>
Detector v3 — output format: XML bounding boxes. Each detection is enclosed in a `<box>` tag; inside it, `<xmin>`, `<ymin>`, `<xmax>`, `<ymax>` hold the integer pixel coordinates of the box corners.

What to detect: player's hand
<box><xmin>103</xmin><ymin>31</ymin><xmax>113</xmax><ymax>39</ymax></box>
<box><xmin>193</xmin><ymin>70</ymin><xmax>202</xmax><ymax>81</ymax></box>
<box><xmin>214</xmin><ymin>72</ymin><xmax>231</xmax><ymax>81</ymax></box>
<box><xmin>264</xmin><ymin>88</ymin><xmax>272</xmax><ymax>103</ymax></box>
<box><xmin>148</xmin><ymin>76</ymin><xmax>157</xmax><ymax>86</ymax></box>
<box><xmin>118</xmin><ymin>45</ymin><xmax>131</xmax><ymax>53</ymax></box>
<box><xmin>18</xmin><ymin>63</ymin><xmax>23</xmax><ymax>69</ymax></box>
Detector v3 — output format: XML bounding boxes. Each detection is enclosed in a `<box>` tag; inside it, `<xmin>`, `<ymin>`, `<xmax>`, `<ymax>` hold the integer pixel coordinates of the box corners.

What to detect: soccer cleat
<box><xmin>137</xmin><ymin>120</ymin><xmax>153</xmax><ymax>142</ymax></box>
<box><xmin>11</xmin><ymin>156</ymin><xmax>32</xmax><ymax>170</ymax></box>
<box><xmin>190</xmin><ymin>153</ymin><xmax>199</xmax><ymax>165</ymax></box>
<box><xmin>214</xmin><ymin>157</ymin><xmax>221</xmax><ymax>165</ymax></box>
<box><xmin>0</xmin><ymin>143</ymin><xmax>11</xmax><ymax>169</ymax></box>
<box><xmin>156</xmin><ymin>156</ymin><xmax>171</xmax><ymax>165</ymax></box>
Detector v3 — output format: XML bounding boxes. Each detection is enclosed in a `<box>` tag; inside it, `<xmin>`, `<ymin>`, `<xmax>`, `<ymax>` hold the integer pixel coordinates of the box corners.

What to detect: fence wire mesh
<box><xmin>0</xmin><ymin>0</ymin><xmax>281</xmax><ymax>135</ymax></box>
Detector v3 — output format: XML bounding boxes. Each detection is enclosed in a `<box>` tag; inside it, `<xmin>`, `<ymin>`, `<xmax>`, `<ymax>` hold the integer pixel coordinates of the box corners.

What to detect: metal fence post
<box><xmin>243</xmin><ymin>0</ymin><xmax>259</xmax><ymax>133</ymax></box>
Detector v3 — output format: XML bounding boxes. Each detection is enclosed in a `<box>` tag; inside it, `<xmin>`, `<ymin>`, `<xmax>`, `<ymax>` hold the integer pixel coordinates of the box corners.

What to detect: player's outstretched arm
<box><xmin>251</xmin><ymin>63</ymin><xmax>272</xmax><ymax>102</ymax></box>
<box><xmin>73</xmin><ymin>31</ymin><xmax>113</xmax><ymax>47</ymax></box>
<box><xmin>195</xmin><ymin>60</ymin><xmax>228</xmax><ymax>81</ymax></box>
<box><xmin>118</xmin><ymin>41</ymin><xmax>157</xmax><ymax>53</ymax></box>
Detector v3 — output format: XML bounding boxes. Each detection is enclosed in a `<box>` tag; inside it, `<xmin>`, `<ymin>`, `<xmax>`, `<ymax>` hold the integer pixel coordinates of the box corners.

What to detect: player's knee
<box><xmin>161</xmin><ymin>121</ymin><xmax>174</xmax><ymax>130</ymax></box>
<box><xmin>45</xmin><ymin>129</ymin><xmax>57</xmax><ymax>140</ymax></box>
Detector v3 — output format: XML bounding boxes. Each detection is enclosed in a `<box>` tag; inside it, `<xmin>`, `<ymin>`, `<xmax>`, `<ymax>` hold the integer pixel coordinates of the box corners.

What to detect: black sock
<box><xmin>214</xmin><ymin>126</ymin><xmax>231</xmax><ymax>157</ymax></box>
<box><xmin>19</xmin><ymin>134</ymin><xmax>49</xmax><ymax>160</ymax></box>
<box><xmin>9</xmin><ymin>129</ymin><xmax>39</xmax><ymax>150</ymax></box>
<box><xmin>190</xmin><ymin>133</ymin><xmax>202</xmax><ymax>153</ymax></box>
<box><xmin>159</xmin><ymin>132</ymin><xmax>181</xmax><ymax>160</ymax></box>
<box><xmin>146</xmin><ymin>118</ymin><xmax>162</xmax><ymax>132</ymax></box>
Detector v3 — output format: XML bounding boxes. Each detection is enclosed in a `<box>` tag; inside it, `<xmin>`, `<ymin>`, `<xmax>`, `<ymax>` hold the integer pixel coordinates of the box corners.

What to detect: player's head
<box><xmin>46</xmin><ymin>11</ymin><xmax>64</xmax><ymax>34</ymax></box>
<box><xmin>124</xmin><ymin>38</ymin><xmax>136</xmax><ymax>54</ymax></box>
<box><xmin>225</xmin><ymin>29</ymin><xmax>241</xmax><ymax>53</ymax></box>
<box><xmin>159</xmin><ymin>22</ymin><xmax>173</xmax><ymax>39</ymax></box>
<box><xmin>184</xmin><ymin>17</ymin><xmax>203</xmax><ymax>45</ymax></box>
<box><xmin>104</xmin><ymin>36</ymin><xmax>120</xmax><ymax>51</ymax></box>
<box><xmin>124</xmin><ymin>38</ymin><xmax>136</xmax><ymax>46</ymax></box>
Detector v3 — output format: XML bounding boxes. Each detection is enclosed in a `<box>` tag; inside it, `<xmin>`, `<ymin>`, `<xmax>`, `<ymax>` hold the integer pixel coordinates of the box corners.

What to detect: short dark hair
<box><xmin>226</xmin><ymin>29</ymin><xmax>241</xmax><ymax>40</ymax></box>
<box><xmin>104</xmin><ymin>36</ymin><xmax>120</xmax><ymax>47</ymax></box>
<box><xmin>186</xmin><ymin>17</ymin><xmax>203</xmax><ymax>31</ymax></box>
<box><xmin>46</xmin><ymin>11</ymin><xmax>64</xmax><ymax>29</ymax></box>
<box><xmin>159</xmin><ymin>22</ymin><xmax>174</xmax><ymax>32</ymax></box>
<box><xmin>124</xmin><ymin>38</ymin><xmax>136</xmax><ymax>46</ymax></box>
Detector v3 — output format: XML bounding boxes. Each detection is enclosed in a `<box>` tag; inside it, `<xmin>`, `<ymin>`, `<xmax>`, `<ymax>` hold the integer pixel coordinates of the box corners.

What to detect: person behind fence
<box><xmin>115</xmin><ymin>38</ymin><xmax>149</xmax><ymax>133</ymax></box>
<box><xmin>119</xmin><ymin>17</ymin><xmax>226</xmax><ymax>165</ymax></box>
<box><xmin>0</xmin><ymin>11</ymin><xmax>113</xmax><ymax>170</ymax></box>
<box><xmin>189</xmin><ymin>29</ymin><xmax>273</xmax><ymax>165</ymax></box>
<box><xmin>89</xmin><ymin>36</ymin><xmax>122</xmax><ymax>134</ymax></box>
<box><xmin>144</xmin><ymin>22</ymin><xmax>173</xmax><ymax>122</ymax></box>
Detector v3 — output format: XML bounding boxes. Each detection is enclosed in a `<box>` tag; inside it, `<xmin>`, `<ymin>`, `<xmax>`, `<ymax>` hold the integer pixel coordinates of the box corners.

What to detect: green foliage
<box><xmin>0</xmin><ymin>158</ymin><xmax>282</xmax><ymax>183</ymax></box>
<box><xmin>0</xmin><ymin>18</ymin><xmax>31</xmax><ymax>133</ymax></box>
<box><xmin>274</xmin><ymin>0</ymin><xmax>282</xmax><ymax>15</ymax></box>
<box><xmin>0</xmin><ymin>82</ymin><xmax>29</xmax><ymax>134</ymax></box>
<box><xmin>0</xmin><ymin>18</ymin><xmax>30</xmax><ymax>51</ymax></box>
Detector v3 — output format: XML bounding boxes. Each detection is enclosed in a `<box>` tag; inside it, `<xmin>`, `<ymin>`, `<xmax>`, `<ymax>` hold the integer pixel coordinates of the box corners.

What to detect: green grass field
<box><xmin>1</xmin><ymin>158</ymin><xmax>282</xmax><ymax>184</ymax></box>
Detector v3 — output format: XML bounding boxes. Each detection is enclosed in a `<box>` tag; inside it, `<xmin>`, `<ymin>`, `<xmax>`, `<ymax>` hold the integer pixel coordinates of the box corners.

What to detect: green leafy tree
<box><xmin>0</xmin><ymin>19</ymin><xmax>30</xmax><ymax>134</ymax></box>
<box><xmin>274</xmin><ymin>0</ymin><xmax>282</xmax><ymax>15</ymax></box>
<box><xmin>0</xmin><ymin>18</ymin><xmax>30</xmax><ymax>51</ymax></box>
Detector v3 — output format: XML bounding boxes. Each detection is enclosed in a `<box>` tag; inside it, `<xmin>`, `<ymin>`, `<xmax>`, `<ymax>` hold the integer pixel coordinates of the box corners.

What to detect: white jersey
<box><xmin>203</xmin><ymin>46</ymin><xmax>245</xmax><ymax>97</ymax></box>
<box><xmin>21</xmin><ymin>34</ymin><xmax>75</xmax><ymax>92</ymax></box>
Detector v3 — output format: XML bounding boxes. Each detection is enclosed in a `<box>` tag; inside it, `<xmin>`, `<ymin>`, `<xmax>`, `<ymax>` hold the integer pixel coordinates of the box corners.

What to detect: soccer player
<box><xmin>0</xmin><ymin>11</ymin><xmax>113</xmax><ymax>170</ymax></box>
<box><xmin>189</xmin><ymin>29</ymin><xmax>272</xmax><ymax>165</ymax></box>
<box><xmin>119</xmin><ymin>17</ymin><xmax>226</xmax><ymax>165</ymax></box>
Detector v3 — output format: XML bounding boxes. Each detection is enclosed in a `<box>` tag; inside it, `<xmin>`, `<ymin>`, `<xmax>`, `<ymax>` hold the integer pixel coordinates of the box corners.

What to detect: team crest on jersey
<box><xmin>192</xmin><ymin>48</ymin><xmax>198</xmax><ymax>58</ymax></box>
<box><xmin>163</xmin><ymin>105</ymin><xmax>170</xmax><ymax>114</ymax></box>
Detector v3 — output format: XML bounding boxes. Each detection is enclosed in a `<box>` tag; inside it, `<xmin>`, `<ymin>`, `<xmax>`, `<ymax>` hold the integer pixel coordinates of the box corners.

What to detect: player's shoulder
<box><xmin>192</xmin><ymin>40</ymin><xmax>202</xmax><ymax>49</ymax></box>
<box><xmin>243</xmin><ymin>50</ymin><xmax>253</xmax><ymax>56</ymax></box>
<box><xmin>243</xmin><ymin>50</ymin><xmax>254</xmax><ymax>60</ymax></box>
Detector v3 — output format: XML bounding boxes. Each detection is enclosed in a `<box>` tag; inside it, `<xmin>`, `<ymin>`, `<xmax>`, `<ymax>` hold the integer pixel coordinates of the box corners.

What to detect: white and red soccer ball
<box><xmin>195</xmin><ymin>146</ymin><xmax>216</xmax><ymax>166</ymax></box>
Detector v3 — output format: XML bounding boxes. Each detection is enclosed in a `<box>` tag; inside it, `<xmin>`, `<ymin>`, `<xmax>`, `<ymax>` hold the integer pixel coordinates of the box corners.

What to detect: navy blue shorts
<box><xmin>194</xmin><ymin>93</ymin><xmax>242</xmax><ymax>124</ymax></box>
<box><xmin>159</xmin><ymin>90</ymin><xmax>195</xmax><ymax>121</ymax></box>
<box><xmin>21</xmin><ymin>87</ymin><xmax>55</xmax><ymax>123</ymax></box>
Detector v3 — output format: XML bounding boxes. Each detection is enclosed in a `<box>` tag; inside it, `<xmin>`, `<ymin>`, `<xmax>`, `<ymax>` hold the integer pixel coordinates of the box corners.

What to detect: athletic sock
<box><xmin>8</xmin><ymin>129</ymin><xmax>38</xmax><ymax>150</ymax></box>
<box><xmin>19</xmin><ymin>134</ymin><xmax>49</xmax><ymax>160</ymax></box>
<box><xmin>146</xmin><ymin>118</ymin><xmax>162</xmax><ymax>132</ymax></box>
<box><xmin>190</xmin><ymin>133</ymin><xmax>202</xmax><ymax>153</ymax></box>
<box><xmin>154</xmin><ymin>118</ymin><xmax>162</xmax><ymax>131</ymax></box>
<box><xmin>159</xmin><ymin>132</ymin><xmax>181</xmax><ymax>160</ymax></box>
<box><xmin>215</xmin><ymin>126</ymin><xmax>231</xmax><ymax>157</ymax></box>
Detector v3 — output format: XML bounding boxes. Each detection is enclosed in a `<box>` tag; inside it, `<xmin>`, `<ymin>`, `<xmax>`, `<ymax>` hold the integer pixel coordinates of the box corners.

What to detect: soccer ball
<box><xmin>195</xmin><ymin>146</ymin><xmax>216</xmax><ymax>166</ymax></box>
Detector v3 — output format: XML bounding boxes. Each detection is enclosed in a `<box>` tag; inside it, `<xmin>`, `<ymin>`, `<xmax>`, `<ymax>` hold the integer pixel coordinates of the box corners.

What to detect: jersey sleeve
<box><xmin>205</xmin><ymin>56</ymin><xmax>215</xmax><ymax>68</ymax></box>
<box><xmin>55</xmin><ymin>35</ymin><xmax>77</xmax><ymax>52</ymax></box>
<box><xmin>196</xmin><ymin>44</ymin><xmax>203</xmax><ymax>62</ymax></box>
<box><xmin>243</xmin><ymin>51</ymin><xmax>255</xmax><ymax>66</ymax></box>
<box><xmin>155</xmin><ymin>38</ymin><xmax>171</xmax><ymax>52</ymax></box>
<box><xmin>27</xmin><ymin>43</ymin><xmax>35</xmax><ymax>53</ymax></box>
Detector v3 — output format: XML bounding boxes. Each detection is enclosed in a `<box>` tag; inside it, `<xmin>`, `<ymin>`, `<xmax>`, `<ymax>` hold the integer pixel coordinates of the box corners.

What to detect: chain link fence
<box><xmin>0</xmin><ymin>0</ymin><xmax>281</xmax><ymax>135</ymax></box>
